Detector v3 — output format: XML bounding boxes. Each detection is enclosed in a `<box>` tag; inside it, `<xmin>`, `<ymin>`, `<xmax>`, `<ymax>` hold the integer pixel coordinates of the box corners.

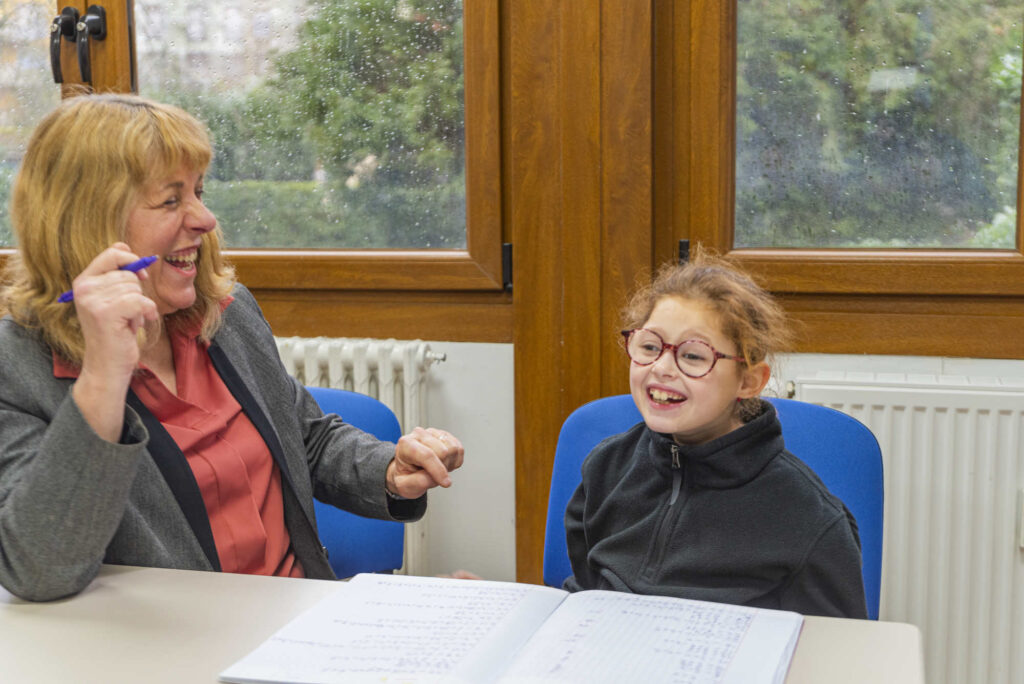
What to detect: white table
<box><xmin>0</xmin><ymin>565</ymin><xmax>924</xmax><ymax>683</ymax></box>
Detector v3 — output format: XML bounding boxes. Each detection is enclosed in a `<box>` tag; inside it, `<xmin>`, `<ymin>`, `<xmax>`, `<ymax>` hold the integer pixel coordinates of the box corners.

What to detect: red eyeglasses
<box><xmin>621</xmin><ymin>328</ymin><xmax>746</xmax><ymax>378</ymax></box>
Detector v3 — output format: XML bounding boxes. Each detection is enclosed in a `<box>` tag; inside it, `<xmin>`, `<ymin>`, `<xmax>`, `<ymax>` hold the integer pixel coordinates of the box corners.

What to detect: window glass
<box><xmin>0</xmin><ymin>0</ymin><xmax>61</xmax><ymax>246</ymax></box>
<box><xmin>136</xmin><ymin>0</ymin><xmax>466</xmax><ymax>249</ymax></box>
<box><xmin>735</xmin><ymin>1</ymin><xmax>1021</xmax><ymax>248</ymax></box>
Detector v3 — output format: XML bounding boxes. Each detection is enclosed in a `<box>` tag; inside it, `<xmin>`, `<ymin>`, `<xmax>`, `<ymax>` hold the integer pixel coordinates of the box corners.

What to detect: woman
<box><xmin>0</xmin><ymin>94</ymin><xmax>463</xmax><ymax>601</ymax></box>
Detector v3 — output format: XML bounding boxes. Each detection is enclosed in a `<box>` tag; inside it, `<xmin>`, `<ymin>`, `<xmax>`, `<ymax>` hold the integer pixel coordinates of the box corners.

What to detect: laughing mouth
<box><xmin>164</xmin><ymin>249</ymin><xmax>198</xmax><ymax>271</ymax></box>
<box><xmin>649</xmin><ymin>388</ymin><xmax>685</xmax><ymax>404</ymax></box>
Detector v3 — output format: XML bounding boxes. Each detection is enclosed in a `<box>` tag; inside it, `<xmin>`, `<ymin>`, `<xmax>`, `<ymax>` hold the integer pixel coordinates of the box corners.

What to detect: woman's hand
<box><xmin>70</xmin><ymin>243</ymin><xmax>159</xmax><ymax>441</ymax></box>
<box><xmin>385</xmin><ymin>427</ymin><xmax>465</xmax><ymax>500</ymax></box>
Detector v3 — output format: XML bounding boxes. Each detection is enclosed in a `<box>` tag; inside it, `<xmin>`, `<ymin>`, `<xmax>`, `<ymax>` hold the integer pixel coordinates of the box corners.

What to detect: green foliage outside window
<box><xmin>264</xmin><ymin>0</ymin><xmax>466</xmax><ymax>247</ymax></box>
<box><xmin>735</xmin><ymin>0</ymin><xmax>1022</xmax><ymax>248</ymax></box>
<box><xmin>147</xmin><ymin>0</ymin><xmax>466</xmax><ymax>249</ymax></box>
<box><xmin>0</xmin><ymin>164</ymin><xmax>13</xmax><ymax>246</ymax></box>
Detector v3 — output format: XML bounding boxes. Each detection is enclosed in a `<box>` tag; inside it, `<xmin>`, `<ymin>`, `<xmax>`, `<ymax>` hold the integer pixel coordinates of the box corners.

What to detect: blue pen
<box><xmin>57</xmin><ymin>255</ymin><xmax>159</xmax><ymax>303</ymax></box>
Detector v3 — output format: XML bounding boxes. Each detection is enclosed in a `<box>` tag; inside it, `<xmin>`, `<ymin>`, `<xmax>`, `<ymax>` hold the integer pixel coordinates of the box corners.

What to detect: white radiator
<box><xmin>794</xmin><ymin>372</ymin><xmax>1024</xmax><ymax>684</ymax></box>
<box><xmin>275</xmin><ymin>336</ymin><xmax>445</xmax><ymax>431</ymax></box>
<box><xmin>274</xmin><ymin>336</ymin><xmax>446</xmax><ymax>576</ymax></box>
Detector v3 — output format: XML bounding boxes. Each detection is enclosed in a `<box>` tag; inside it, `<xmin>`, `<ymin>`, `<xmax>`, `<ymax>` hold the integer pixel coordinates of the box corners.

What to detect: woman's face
<box><xmin>124</xmin><ymin>166</ymin><xmax>215</xmax><ymax>316</ymax></box>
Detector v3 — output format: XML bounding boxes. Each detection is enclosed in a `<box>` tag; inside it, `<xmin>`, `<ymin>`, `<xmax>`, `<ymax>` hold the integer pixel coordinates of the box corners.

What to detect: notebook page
<box><xmin>499</xmin><ymin>590</ymin><xmax>803</xmax><ymax>684</ymax></box>
<box><xmin>220</xmin><ymin>574</ymin><xmax>567</xmax><ymax>684</ymax></box>
<box><xmin>721</xmin><ymin>608</ymin><xmax>802</xmax><ymax>684</ymax></box>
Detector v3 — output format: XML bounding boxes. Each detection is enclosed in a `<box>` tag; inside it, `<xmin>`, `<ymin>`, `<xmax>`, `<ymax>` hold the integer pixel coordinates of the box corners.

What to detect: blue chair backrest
<box><xmin>543</xmin><ymin>394</ymin><xmax>884</xmax><ymax>619</ymax></box>
<box><xmin>306</xmin><ymin>386</ymin><xmax>405</xmax><ymax>578</ymax></box>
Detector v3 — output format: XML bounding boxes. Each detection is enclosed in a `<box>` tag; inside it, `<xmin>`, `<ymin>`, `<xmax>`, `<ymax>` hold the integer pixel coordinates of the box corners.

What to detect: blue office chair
<box><xmin>306</xmin><ymin>386</ymin><xmax>405</xmax><ymax>578</ymax></box>
<box><xmin>543</xmin><ymin>394</ymin><xmax>884</xmax><ymax>619</ymax></box>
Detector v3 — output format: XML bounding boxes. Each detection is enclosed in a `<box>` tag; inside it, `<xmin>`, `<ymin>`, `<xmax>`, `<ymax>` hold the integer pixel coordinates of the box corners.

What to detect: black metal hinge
<box><xmin>678</xmin><ymin>239</ymin><xmax>690</xmax><ymax>265</ymax></box>
<box><xmin>502</xmin><ymin>242</ymin><xmax>513</xmax><ymax>291</ymax></box>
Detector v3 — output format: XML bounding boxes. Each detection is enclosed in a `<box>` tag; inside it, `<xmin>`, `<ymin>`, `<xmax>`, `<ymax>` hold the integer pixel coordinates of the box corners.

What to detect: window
<box><xmin>734</xmin><ymin>1</ymin><xmax>1021</xmax><ymax>250</ymax></box>
<box><xmin>2</xmin><ymin>0</ymin><xmax>504</xmax><ymax>306</ymax></box>
<box><xmin>138</xmin><ymin>0</ymin><xmax>470</xmax><ymax>251</ymax></box>
<box><xmin>659</xmin><ymin>1</ymin><xmax>1024</xmax><ymax>357</ymax></box>
<box><xmin>0</xmin><ymin>0</ymin><xmax>60</xmax><ymax>246</ymax></box>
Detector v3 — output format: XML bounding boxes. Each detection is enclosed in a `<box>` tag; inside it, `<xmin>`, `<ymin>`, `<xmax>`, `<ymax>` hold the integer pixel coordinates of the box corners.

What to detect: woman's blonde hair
<box><xmin>622</xmin><ymin>245</ymin><xmax>793</xmax><ymax>421</ymax></box>
<box><xmin>1</xmin><ymin>93</ymin><xmax>235</xmax><ymax>364</ymax></box>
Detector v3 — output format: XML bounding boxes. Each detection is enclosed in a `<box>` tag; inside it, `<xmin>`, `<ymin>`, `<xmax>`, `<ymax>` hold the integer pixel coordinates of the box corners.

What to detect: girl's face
<box><xmin>125</xmin><ymin>166</ymin><xmax>215</xmax><ymax>316</ymax></box>
<box><xmin>629</xmin><ymin>296</ymin><xmax>767</xmax><ymax>445</ymax></box>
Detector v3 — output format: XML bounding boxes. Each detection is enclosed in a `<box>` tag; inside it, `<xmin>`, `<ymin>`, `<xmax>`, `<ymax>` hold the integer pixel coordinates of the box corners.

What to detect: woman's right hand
<box><xmin>70</xmin><ymin>243</ymin><xmax>158</xmax><ymax>441</ymax></box>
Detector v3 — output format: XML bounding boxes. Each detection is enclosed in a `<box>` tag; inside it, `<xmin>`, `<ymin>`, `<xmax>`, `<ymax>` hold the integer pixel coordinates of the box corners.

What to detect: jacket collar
<box><xmin>647</xmin><ymin>399</ymin><xmax>784</xmax><ymax>489</ymax></box>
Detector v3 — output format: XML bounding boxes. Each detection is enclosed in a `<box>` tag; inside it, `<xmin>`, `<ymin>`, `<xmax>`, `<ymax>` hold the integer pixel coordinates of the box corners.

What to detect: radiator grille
<box><xmin>274</xmin><ymin>336</ymin><xmax>445</xmax><ymax>431</ymax></box>
<box><xmin>795</xmin><ymin>372</ymin><xmax>1024</xmax><ymax>684</ymax></box>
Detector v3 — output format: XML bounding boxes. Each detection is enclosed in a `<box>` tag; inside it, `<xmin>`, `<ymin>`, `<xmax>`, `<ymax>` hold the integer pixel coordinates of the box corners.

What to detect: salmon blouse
<box><xmin>55</xmin><ymin>309</ymin><xmax>303</xmax><ymax>577</ymax></box>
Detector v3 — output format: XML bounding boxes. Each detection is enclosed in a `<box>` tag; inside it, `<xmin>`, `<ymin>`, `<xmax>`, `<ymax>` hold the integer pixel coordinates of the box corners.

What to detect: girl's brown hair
<box><xmin>1</xmin><ymin>93</ymin><xmax>235</xmax><ymax>364</ymax></box>
<box><xmin>622</xmin><ymin>245</ymin><xmax>793</xmax><ymax>421</ymax></box>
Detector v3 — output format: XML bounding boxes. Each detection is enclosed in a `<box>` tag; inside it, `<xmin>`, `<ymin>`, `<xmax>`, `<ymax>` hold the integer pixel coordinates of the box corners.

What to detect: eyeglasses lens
<box><xmin>674</xmin><ymin>341</ymin><xmax>714</xmax><ymax>376</ymax></box>
<box><xmin>627</xmin><ymin>330</ymin><xmax>664</xmax><ymax>364</ymax></box>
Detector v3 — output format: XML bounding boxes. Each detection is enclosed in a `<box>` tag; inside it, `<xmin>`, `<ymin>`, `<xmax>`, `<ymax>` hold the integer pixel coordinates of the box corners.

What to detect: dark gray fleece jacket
<box><xmin>564</xmin><ymin>400</ymin><xmax>867</xmax><ymax>618</ymax></box>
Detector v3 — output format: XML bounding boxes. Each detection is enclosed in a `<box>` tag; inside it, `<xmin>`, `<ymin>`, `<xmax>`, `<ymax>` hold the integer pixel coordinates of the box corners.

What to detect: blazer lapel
<box><xmin>125</xmin><ymin>391</ymin><xmax>221</xmax><ymax>571</ymax></box>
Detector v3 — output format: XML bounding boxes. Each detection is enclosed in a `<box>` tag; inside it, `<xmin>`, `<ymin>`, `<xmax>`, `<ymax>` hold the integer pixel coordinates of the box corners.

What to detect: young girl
<box><xmin>563</xmin><ymin>250</ymin><xmax>867</xmax><ymax>618</ymax></box>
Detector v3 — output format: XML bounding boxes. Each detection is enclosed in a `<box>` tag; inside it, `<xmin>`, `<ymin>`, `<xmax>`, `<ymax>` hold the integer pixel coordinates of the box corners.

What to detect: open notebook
<box><xmin>220</xmin><ymin>573</ymin><xmax>803</xmax><ymax>684</ymax></box>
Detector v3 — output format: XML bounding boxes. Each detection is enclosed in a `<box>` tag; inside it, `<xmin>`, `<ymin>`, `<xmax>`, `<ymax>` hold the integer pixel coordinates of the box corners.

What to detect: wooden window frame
<box><xmin>229</xmin><ymin>1</ymin><xmax>503</xmax><ymax>295</ymax></box>
<box><xmin>659</xmin><ymin>1</ymin><xmax>1024</xmax><ymax>358</ymax></box>
<box><xmin>20</xmin><ymin>0</ymin><xmax>510</xmax><ymax>342</ymax></box>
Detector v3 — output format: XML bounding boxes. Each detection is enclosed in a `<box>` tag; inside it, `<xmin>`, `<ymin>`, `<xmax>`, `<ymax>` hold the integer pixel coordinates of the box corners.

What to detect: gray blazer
<box><xmin>0</xmin><ymin>285</ymin><xmax>424</xmax><ymax>601</ymax></box>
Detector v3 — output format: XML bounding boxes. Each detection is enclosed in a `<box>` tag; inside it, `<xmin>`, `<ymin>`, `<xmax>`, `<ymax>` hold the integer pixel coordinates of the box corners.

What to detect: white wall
<box><xmin>416</xmin><ymin>345</ymin><xmax>1024</xmax><ymax>583</ymax></box>
<box><xmin>420</xmin><ymin>341</ymin><xmax>517</xmax><ymax>581</ymax></box>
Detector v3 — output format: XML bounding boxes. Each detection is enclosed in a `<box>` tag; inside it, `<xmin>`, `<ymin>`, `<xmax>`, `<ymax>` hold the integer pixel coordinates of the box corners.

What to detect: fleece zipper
<box><xmin>640</xmin><ymin>444</ymin><xmax>683</xmax><ymax>582</ymax></box>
